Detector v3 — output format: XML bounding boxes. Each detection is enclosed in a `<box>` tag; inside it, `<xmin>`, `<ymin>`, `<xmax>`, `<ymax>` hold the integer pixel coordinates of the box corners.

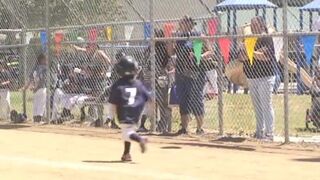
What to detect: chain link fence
<box><xmin>0</xmin><ymin>0</ymin><xmax>319</xmax><ymax>143</ymax></box>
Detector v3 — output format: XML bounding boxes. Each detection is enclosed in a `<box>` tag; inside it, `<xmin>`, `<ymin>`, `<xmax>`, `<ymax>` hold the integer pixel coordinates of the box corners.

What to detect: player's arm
<box><xmin>97</xmin><ymin>50</ymin><xmax>112</xmax><ymax>65</ymax></box>
<box><xmin>201</xmin><ymin>34</ymin><xmax>214</xmax><ymax>60</ymax></box>
<box><xmin>72</xmin><ymin>45</ymin><xmax>87</xmax><ymax>52</ymax></box>
<box><xmin>1</xmin><ymin>81</ymin><xmax>10</xmax><ymax>85</ymax></box>
<box><xmin>166</xmin><ymin>34</ymin><xmax>176</xmax><ymax>57</ymax></box>
<box><xmin>141</xmin><ymin>84</ymin><xmax>153</xmax><ymax>103</ymax></box>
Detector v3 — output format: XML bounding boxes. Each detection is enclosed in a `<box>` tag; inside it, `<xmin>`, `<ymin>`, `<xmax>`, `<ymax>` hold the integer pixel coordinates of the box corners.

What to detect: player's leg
<box><xmin>137</xmin><ymin>114</ymin><xmax>148</xmax><ymax>132</ymax></box>
<box><xmin>176</xmin><ymin>75</ymin><xmax>191</xmax><ymax>134</ymax></box>
<box><xmin>5</xmin><ymin>90</ymin><xmax>10</xmax><ymax>120</ymax></box>
<box><xmin>192</xmin><ymin>74</ymin><xmax>206</xmax><ymax>135</ymax></box>
<box><xmin>248</xmin><ymin>78</ymin><xmax>264</xmax><ymax>138</ymax></box>
<box><xmin>51</xmin><ymin>88</ymin><xmax>64</xmax><ymax>122</ymax></box>
<box><xmin>110</xmin><ymin>118</ymin><xmax>120</xmax><ymax>129</ymax></box>
<box><xmin>33</xmin><ymin>88</ymin><xmax>47</xmax><ymax>123</ymax></box>
<box><xmin>0</xmin><ymin>89</ymin><xmax>10</xmax><ymax>120</ymax></box>
<box><xmin>138</xmin><ymin>101</ymin><xmax>153</xmax><ymax>132</ymax></box>
<box><xmin>258</xmin><ymin>76</ymin><xmax>275</xmax><ymax>139</ymax></box>
<box><xmin>0</xmin><ymin>90</ymin><xmax>6</xmax><ymax>120</ymax></box>
<box><xmin>62</xmin><ymin>94</ymin><xmax>71</xmax><ymax>118</ymax></box>
<box><xmin>121</xmin><ymin>141</ymin><xmax>132</xmax><ymax>162</ymax></box>
<box><xmin>62</xmin><ymin>94</ymin><xmax>77</xmax><ymax>119</ymax></box>
<box><xmin>121</xmin><ymin>124</ymin><xmax>148</xmax><ymax>156</ymax></box>
<box><xmin>121</xmin><ymin>124</ymin><xmax>134</xmax><ymax>161</ymax></box>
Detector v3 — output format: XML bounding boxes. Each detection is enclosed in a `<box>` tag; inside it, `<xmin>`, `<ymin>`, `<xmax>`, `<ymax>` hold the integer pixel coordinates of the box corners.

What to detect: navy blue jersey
<box><xmin>175</xmin><ymin>31</ymin><xmax>201</xmax><ymax>74</ymax></box>
<box><xmin>108</xmin><ymin>77</ymin><xmax>150</xmax><ymax>124</ymax></box>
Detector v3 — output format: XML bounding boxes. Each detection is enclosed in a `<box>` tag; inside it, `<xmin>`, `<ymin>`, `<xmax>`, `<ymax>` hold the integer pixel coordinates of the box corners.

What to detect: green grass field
<box><xmin>10</xmin><ymin>91</ymin><xmax>315</xmax><ymax>137</ymax></box>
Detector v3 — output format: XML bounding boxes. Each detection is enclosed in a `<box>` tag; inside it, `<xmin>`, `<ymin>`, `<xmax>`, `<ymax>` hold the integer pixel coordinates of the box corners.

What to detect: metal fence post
<box><xmin>283</xmin><ymin>0</ymin><xmax>290</xmax><ymax>143</ymax></box>
<box><xmin>45</xmin><ymin>0</ymin><xmax>51</xmax><ymax>122</ymax></box>
<box><xmin>21</xmin><ymin>29</ymin><xmax>27</xmax><ymax>114</ymax></box>
<box><xmin>149</xmin><ymin>0</ymin><xmax>156</xmax><ymax>132</ymax></box>
<box><xmin>216</xmin><ymin>13</ymin><xmax>224</xmax><ymax>136</ymax></box>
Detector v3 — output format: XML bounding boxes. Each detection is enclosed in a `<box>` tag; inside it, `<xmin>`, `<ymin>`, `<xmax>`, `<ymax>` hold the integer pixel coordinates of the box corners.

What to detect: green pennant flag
<box><xmin>193</xmin><ymin>39</ymin><xmax>203</xmax><ymax>65</ymax></box>
<box><xmin>68</xmin><ymin>31</ymin><xmax>78</xmax><ymax>41</ymax></box>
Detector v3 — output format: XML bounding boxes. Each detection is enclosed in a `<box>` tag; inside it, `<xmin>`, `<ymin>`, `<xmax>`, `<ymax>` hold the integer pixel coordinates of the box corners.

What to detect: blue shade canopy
<box><xmin>214</xmin><ymin>0</ymin><xmax>278</xmax><ymax>11</ymax></box>
<box><xmin>299</xmin><ymin>0</ymin><xmax>320</xmax><ymax>11</ymax></box>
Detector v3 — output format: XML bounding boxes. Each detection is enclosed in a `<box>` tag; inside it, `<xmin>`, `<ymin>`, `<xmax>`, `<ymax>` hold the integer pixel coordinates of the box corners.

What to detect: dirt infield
<box><xmin>0</xmin><ymin>124</ymin><xmax>319</xmax><ymax>180</ymax></box>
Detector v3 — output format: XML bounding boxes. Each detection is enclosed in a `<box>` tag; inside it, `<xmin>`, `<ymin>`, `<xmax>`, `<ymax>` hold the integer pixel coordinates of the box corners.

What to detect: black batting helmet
<box><xmin>116</xmin><ymin>56</ymin><xmax>139</xmax><ymax>77</ymax></box>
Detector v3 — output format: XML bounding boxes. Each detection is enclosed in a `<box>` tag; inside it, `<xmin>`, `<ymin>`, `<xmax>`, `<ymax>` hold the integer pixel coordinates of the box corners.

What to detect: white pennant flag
<box><xmin>125</xmin><ymin>25</ymin><xmax>134</xmax><ymax>40</ymax></box>
<box><xmin>273</xmin><ymin>37</ymin><xmax>283</xmax><ymax>62</ymax></box>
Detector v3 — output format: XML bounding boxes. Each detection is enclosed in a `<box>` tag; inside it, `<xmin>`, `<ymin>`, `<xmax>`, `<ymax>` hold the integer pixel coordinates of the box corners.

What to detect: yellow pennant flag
<box><xmin>244</xmin><ymin>37</ymin><xmax>258</xmax><ymax>65</ymax></box>
<box><xmin>105</xmin><ymin>26</ymin><xmax>112</xmax><ymax>41</ymax></box>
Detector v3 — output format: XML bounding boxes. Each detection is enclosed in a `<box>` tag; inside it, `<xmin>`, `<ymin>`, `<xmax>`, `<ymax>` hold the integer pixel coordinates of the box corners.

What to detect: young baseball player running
<box><xmin>108</xmin><ymin>55</ymin><xmax>150</xmax><ymax>162</ymax></box>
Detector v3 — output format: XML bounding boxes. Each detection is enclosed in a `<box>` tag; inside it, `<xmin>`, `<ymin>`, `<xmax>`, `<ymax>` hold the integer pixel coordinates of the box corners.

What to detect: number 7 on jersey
<box><xmin>125</xmin><ymin>88</ymin><xmax>137</xmax><ymax>105</ymax></box>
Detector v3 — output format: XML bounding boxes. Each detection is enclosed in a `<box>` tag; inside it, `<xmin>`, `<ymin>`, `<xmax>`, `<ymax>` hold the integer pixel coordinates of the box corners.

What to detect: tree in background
<box><xmin>0</xmin><ymin>0</ymin><xmax>126</xmax><ymax>28</ymax></box>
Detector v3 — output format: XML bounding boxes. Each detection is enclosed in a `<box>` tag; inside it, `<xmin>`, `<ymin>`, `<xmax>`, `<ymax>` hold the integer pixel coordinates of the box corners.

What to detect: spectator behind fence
<box><xmin>73</xmin><ymin>43</ymin><xmax>111</xmax><ymax>72</ymax></box>
<box><xmin>84</xmin><ymin>65</ymin><xmax>107</xmax><ymax>126</ymax></box>
<box><xmin>138</xmin><ymin>28</ymin><xmax>171</xmax><ymax>133</ymax></box>
<box><xmin>61</xmin><ymin>65</ymin><xmax>87</xmax><ymax>120</ymax></box>
<box><xmin>167</xmin><ymin>15</ymin><xmax>214</xmax><ymax>135</ymax></box>
<box><xmin>0</xmin><ymin>61</ymin><xmax>11</xmax><ymax>120</ymax></box>
<box><xmin>238</xmin><ymin>16</ymin><xmax>276</xmax><ymax>140</ymax></box>
<box><xmin>22</xmin><ymin>54</ymin><xmax>48</xmax><ymax>123</ymax></box>
<box><xmin>51</xmin><ymin>64</ymin><xmax>70</xmax><ymax>122</ymax></box>
<box><xmin>104</xmin><ymin>51</ymin><xmax>125</xmax><ymax>129</ymax></box>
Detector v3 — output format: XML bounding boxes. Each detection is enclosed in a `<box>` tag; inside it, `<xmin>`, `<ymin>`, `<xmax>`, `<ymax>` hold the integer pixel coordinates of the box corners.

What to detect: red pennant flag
<box><xmin>54</xmin><ymin>32</ymin><xmax>64</xmax><ymax>55</ymax></box>
<box><xmin>164</xmin><ymin>23</ymin><xmax>175</xmax><ymax>37</ymax></box>
<box><xmin>54</xmin><ymin>32</ymin><xmax>64</xmax><ymax>44</ymax></box>
<box><xmin>208</xmin><ymin>18</ymin><xmax>218</xmax><ymax>36</ymax></box>
<box><xmin>88</xmin><ymin>28</ymin><xmax>98</xmax><ymax>43</ymax></box>
<box><xmin>218</xmin><ymin>38</ymin><xmax>232</xmax><ymax>64</ymax></box>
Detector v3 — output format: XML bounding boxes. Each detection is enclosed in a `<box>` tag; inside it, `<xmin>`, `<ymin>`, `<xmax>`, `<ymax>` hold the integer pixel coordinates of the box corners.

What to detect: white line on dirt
<box><xmin>0</xmin><ymin>155</ymin><xmax>195</xmax><ymax>180</ymax></box>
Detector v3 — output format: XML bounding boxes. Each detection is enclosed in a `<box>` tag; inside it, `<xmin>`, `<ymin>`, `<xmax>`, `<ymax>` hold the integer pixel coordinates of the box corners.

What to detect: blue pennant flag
<box><xmin>40</xmin><ymin>31</ymin><xmax>48</xmax><ymax>52</ymax></box>
<box><xmin>301</xmin><ymin>35</ymin><xmax>317</xmax><ymax>65</ymax></box>
<box><xmin>144</xmin><ymin>22</ymin><xmax>151</xmax><ymax>39</ymax></box>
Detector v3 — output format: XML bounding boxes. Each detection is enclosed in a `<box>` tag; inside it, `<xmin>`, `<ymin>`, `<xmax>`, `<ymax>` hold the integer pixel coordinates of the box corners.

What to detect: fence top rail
<box><xmin>57</xmin><ymin>31</ymin><xmax>320</xmax><ymax>45</ymax></box>
<box><xmin>0</xmin><ymin>44</ymin><xmax>27</xmax><ymax>49</ymax></box>
<box><xmin>0</xmin><ymin>29</ymin><xmax>23</xmax><ymax>33</ymax></box>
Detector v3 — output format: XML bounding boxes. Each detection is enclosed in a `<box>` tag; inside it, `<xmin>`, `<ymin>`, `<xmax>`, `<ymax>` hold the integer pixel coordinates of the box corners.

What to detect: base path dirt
<box><xmin>0</xmin><ymin>124</ymin><xmax>319</xmax><ymax>180</ymax></box>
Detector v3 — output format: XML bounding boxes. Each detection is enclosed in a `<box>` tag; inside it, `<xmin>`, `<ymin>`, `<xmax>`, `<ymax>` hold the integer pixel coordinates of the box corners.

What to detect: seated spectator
<box><xmin>83</xmin><ymin>65</ymin><xmax>107</xmax><ymax>126</ymax></box>
<box><xmin>61</xmin><ymin>66</ymin><xmax>88</xmax><ymax>120</ymax></box>
<box><xmin>51</xmin><ymin>64</ymin><xmax>69</xmax><ymax>122</ymax></box>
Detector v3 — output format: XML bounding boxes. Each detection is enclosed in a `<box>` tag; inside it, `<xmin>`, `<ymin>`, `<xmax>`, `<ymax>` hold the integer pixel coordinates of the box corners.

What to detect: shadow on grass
<box><xmin>168</xmin><ymin>142</ymin><xmax>255</xmax><ymax>152</ymax></box>
<box><xmin>0</xmin><ymin>124</ymin><xmax>30</xmax><ymax>130</ymax></box>
<box><xmin>83</xmin><ymin>160</ymin><xmax>136</xmax><ymax>164</ymax></box>
<box><xmin>292</xmin><ymin>157</ymin><xmax>320</xmax><ymax>162</ymax></box>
